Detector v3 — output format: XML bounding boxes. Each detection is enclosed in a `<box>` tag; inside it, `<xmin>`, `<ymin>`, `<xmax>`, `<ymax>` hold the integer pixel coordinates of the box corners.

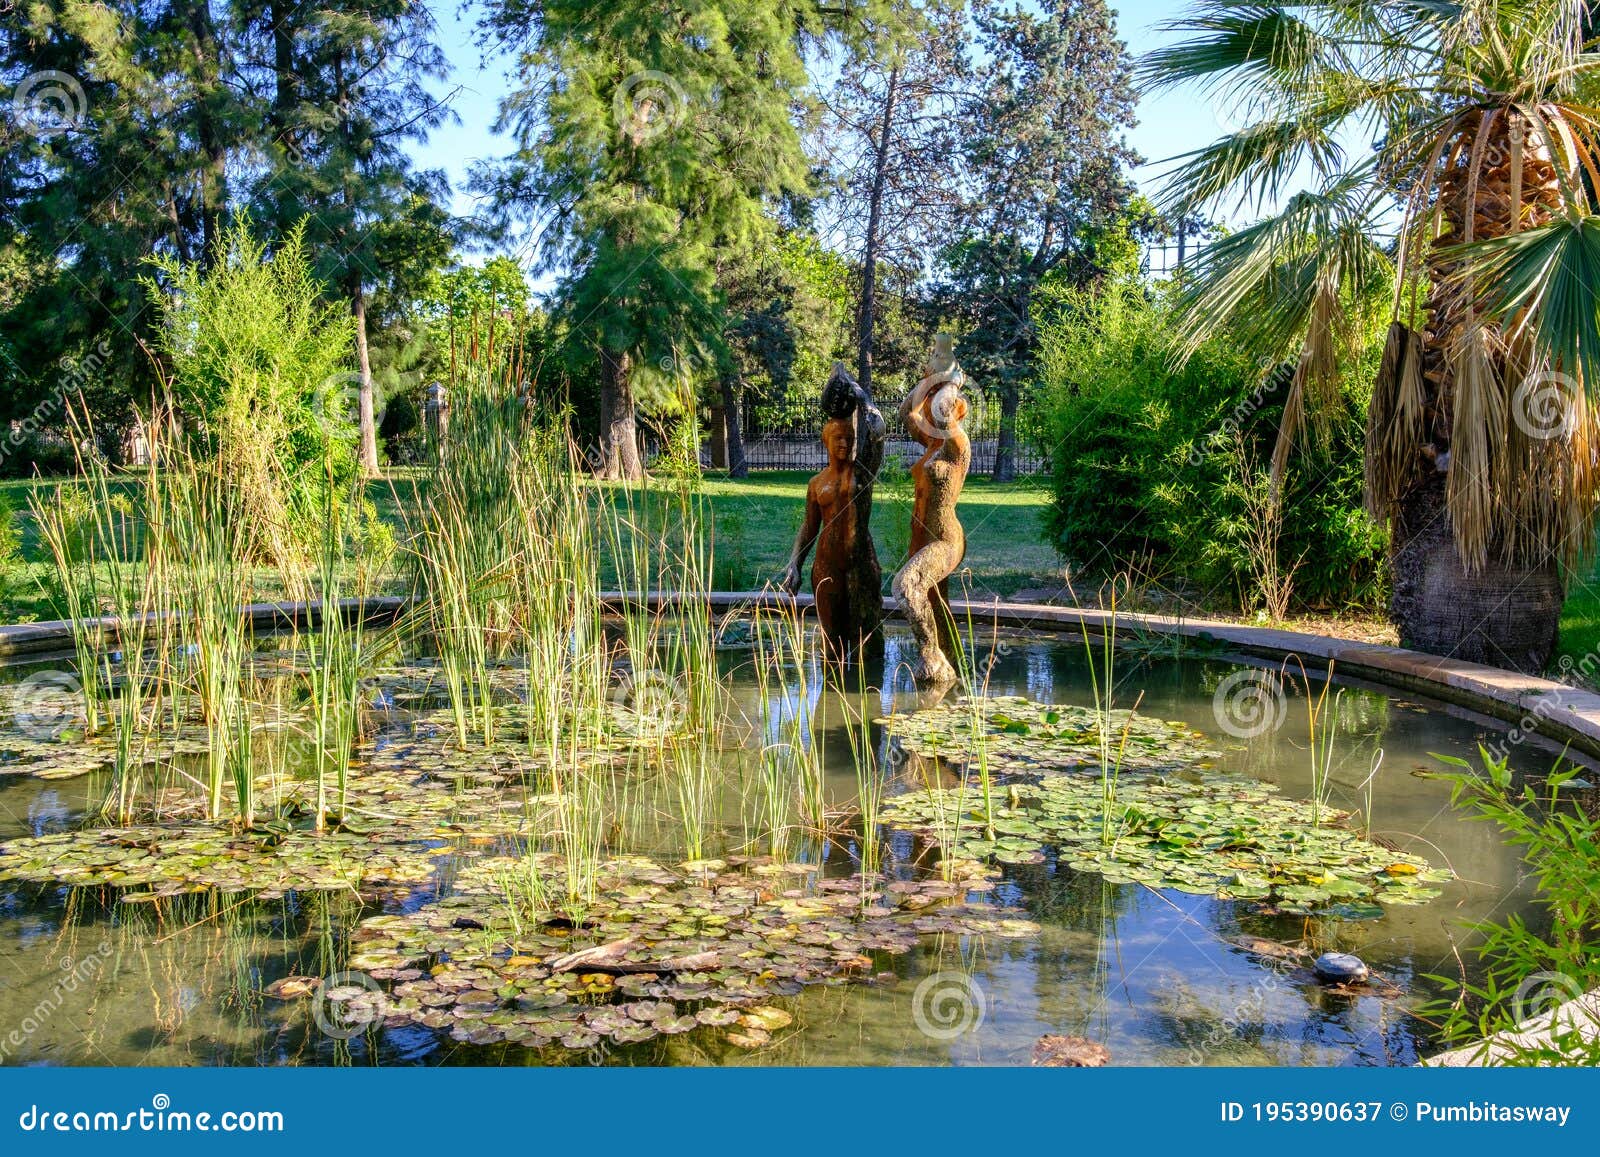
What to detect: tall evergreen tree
<box><xmin>942</xmin><ymin>0</ymin><xmax>1140</xmax><ymax>480</ymax></box>
<box><xmin>1</xmin><ymin>1</ymin><xmax>247</xmax><ymax>449</ymax></box>
<box><xmin>241</xmin><ymin>0</ymin><xmax>454</xmax><ymax>473</ymax></box>
<box><xmin>812</xmin><ymin>0</ymin><xmax>966</xmax><ymax>397</ymax></box>
<box><xmin>480</xmin><ymin>0</ymin><xmax>818</xmax><ymax>480</ymax></box>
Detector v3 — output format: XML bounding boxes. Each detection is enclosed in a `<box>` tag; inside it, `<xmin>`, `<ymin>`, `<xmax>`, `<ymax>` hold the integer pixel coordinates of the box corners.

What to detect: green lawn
<box><xmin>666</xmin><ymin>471</ymin><xmax>1060</xmax><ymax>596</ymax></box>
<box><xmin>1556</xmin><ymin>562</ymin><xmax>1600</xmax><ymax>677</ymax></box>
<box><xmin>12</xmin><ymin>468</ymin><xmax>1600</xmax><ymax>680</ymax></box>
<box><xmin>0</xmin><ymin>470</ymin><xmax>1064</xmax><ymax>624</ymax></box>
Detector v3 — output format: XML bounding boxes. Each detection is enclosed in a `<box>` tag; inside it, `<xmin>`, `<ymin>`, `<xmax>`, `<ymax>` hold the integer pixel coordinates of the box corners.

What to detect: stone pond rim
<box><xmin>3</xmin><ymin>590</ymin><xmax>1599</xmax><ymax>765</ymax></box>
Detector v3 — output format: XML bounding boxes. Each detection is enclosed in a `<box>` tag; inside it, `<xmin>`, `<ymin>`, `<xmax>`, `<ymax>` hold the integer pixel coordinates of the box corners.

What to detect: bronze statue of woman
<box><xmin>893</xmin><ymin>336</ymin><xmax>970</xmax><ymax>685</ymax></box>
<box><xmin>777</xmin><ymin>363</ymin><xmax>886</xmax><ymax>658</ymax></box>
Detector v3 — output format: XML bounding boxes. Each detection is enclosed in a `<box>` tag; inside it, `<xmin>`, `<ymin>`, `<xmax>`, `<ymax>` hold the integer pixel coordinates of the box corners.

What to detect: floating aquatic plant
<box><xmin>883</xmin><ymin>771</ymin><xmax>1449</xmax><ymax>916</ymax></box>
<box><xmin>879</xmin><ymin>694</ymin><xmax>1223</xmax><ymax>776</ymax></box>
<box><xmin>332</xmin><ymin>853</ymin><xmax>1037</xmax><ymax>1053</ymax></box>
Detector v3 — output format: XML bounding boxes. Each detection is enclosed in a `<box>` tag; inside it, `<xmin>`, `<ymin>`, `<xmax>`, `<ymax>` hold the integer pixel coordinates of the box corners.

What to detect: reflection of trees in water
<box><xmin>1</xmin><ymin>888</ymin><xmax>378</xmax><ymax>1065</ymax></box>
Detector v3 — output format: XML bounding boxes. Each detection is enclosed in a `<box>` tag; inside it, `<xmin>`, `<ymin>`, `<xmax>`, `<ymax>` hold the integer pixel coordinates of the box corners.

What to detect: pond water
<box><xmin>0</xmin><ymin>628</ymin><xmax>1568</xmax><ymax>1067</ymax></box>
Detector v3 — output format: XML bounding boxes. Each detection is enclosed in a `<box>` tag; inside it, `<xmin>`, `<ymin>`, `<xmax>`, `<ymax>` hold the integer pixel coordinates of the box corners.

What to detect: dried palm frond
<box><xmin>1446</xmin><ymin>323</ymin><xmax>1507</xmax><ymax>571</ymax></box>
<box><xmin>1269</xmin><ymin>365</ymin><xmax>1304</xmax><ymax>498</ymax></box>
<box><xmin>1300</xmin><ymin>264</ymin><xmax>1343</xmax><ymax>445</ymax></box>
<box><xmin>1500</xmin><ymin>330</ymin><xmax>1600</xmax><ymax>568</ymax></box>
<box><xmin>1364</xmin><ymin>320</ymin><xmax>1425</xmax><ymax>519</ymax></box>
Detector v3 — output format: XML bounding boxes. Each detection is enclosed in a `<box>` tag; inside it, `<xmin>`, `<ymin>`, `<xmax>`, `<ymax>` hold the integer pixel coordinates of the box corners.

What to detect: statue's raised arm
<box><xmin>773</xmin><ymin>361</ymin><xmax>885</xmax><ymax>660</ymax></box>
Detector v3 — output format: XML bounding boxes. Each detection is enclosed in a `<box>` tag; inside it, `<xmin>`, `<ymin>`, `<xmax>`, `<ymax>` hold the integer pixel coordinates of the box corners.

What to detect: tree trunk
<box><xmin>708</xmin><ymin>403</ymin><xmax>728</xmax><ymax>469</ymax></box>
<box><xmin>184</xmin><ymin>1</ymin><xmax>227</xmax><ymax>265</ymax></box>
<box><xmin>992</xmin><ymin>383</ymin><xmax>1018</xmax><ymax>482</ymax></box>
<box><xmin>1384</xmin><ymin>107</ymin><xmax>1567</xmax><ymax>673</ymax></box>
<box><xmin>1390</xmin><ymin>474</ymin><xmax>1562</xmax><ymax>672</ymax></box>
<box><xmin>352</xmin><ymin>287</ymin><xmax>379</xmax><ymax>474</ymax></box>
<box><xmin>596</xmin><ymin>350</ymin><xmax>644</xmax><ymax>481</ymax></box>
<box><xmin>855</xmin><ymin>65</ymin><xmax>899</xmax><ymax>398</ymax></box>
<box><xmin>266</xmin><ymin>3</ymin><xmax>300</xmax><ymax>159</ymax></box>
<box><xmin>720</xmin><ymin>372</ymin><xmax>747</xmax><ymax>478</ymax></box>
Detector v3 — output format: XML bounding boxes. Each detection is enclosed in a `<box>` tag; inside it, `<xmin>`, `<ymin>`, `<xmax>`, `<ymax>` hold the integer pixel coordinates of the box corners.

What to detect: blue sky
<box><xmin>408</xmin><ymin>1</ymin><xmax>1219</xmax><ymax>253</ymax></box>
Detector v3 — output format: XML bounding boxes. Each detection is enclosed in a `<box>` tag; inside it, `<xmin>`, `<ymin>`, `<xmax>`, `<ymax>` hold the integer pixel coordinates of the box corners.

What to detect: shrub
<box><xmin>145</xmin><ymin>217</ymin><xmax>355</xmax><ymax>563</ymax></box>
<box><xmin>1035</xmin><ymin>279</ymin><xmax>1387</xmax><ymax>612</ymax></box>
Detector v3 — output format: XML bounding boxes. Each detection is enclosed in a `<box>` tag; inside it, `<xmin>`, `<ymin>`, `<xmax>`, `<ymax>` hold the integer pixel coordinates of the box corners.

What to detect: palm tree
<box><xmin>1142</xmin><ymin>0</ymin><xmax>1600</xmax><ymax>671</ymax></box>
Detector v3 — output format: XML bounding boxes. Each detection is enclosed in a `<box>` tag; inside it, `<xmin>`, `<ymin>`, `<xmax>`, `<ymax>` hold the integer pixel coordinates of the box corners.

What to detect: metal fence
<box><xmin>716</xmin><ymin>433</ymin><xmax>1046</xmax><ymax>475</ymax></box>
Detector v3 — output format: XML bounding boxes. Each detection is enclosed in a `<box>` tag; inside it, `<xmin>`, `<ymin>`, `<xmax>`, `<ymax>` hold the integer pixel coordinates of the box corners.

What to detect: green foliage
<box><xmin>1424</xmin><ymin>750</ymin><xmax>1600</xmax><ymax>1064</ymax></box>
<box><xmin>0</xmin><ymin>494</ymin><xmax>21</xmax><ymax>609</ymax></box>
<box><xmin>1038</xmin><ymin>279</ymin><xmax>1386</xmax><ymax>610</ymax></box>
<box><xmin>146</xmin><ymin>218</ymin><xmax>355</xmax><ymax>561</ymax></box>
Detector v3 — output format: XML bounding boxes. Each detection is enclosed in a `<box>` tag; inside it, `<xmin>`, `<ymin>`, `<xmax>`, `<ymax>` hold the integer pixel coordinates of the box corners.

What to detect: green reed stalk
<box><xmin>1081</xmin><ymin>582</ymin><xmax>1140</xmax><ymax>848</ymax></box>
<box><xmin>839</xmin><ymin>674</ymin><xmax>885</xmax><ymax>877</ymax></box>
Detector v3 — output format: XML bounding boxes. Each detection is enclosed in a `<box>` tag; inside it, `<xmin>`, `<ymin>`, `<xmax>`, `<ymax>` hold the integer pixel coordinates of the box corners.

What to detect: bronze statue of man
<box><xmin>777</xmin><ymin>362</ymin><xmax>886</xmax><ymax>659</ymax></box>
<box><xmin>893</xmin><ymin>335</ymin><xmax>970</xmax><ymax>685</ymax></box>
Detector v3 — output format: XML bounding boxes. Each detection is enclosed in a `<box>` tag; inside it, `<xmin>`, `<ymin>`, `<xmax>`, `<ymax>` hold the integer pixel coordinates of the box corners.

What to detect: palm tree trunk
<box><xmin>1390</xmin><ymin>473</ymin><xmax>1563</xmax><ymax>670</ymax></box>
<box><xmin>1385</xmin><ymin>109</ymin><xmax>1567</xmax><ymax>671</ymax></box>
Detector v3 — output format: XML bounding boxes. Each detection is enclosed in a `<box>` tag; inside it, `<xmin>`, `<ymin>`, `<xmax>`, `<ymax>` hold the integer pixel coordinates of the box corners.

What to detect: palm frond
<box><xmin>1460</xmin><ymin>214</ymin><xmax>1600</xmax><ymax>390</ymax></box>
<box><xmin>1173</xmin><ymin>170</ymin><xmax>1390</xmax><ymax>362</ymax></box>
<box><xmin>1364</xmin><ymin>320</ymin><xmax>1426</xmax><ymax>518</ymax></box>
<box><xmin>1139</xmin><ymin>6</ymin><xmax>1345</xmax><ymax>95</ymax></box>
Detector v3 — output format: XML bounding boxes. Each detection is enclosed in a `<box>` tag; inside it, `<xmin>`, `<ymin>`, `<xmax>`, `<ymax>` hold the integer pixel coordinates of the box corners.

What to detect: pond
<box><xmin>0</xmin><ymin>626</ymin><xmax>1567</xmax><ymax>1067</ymax></box>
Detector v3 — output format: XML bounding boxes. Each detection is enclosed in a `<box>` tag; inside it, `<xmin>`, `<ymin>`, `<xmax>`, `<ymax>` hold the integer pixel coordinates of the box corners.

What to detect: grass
<box><xmin>0</xmin><ymin>469</ymin><xmax>1061</xmax><ymax>624</ymax></box>
<box><xmin>16</xmin><ymin>465</ymin><xmax>1600</xmax><ymax>687</ymax></box>
<box><xmin>1555</xmin><ymin>559</ymin><xmax>1600</xmax><ymax>678</ymax></box>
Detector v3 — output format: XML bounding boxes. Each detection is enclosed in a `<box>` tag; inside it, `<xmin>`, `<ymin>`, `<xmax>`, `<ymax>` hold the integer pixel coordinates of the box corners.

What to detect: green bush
<box><xmin>146</xmin><ymin>217</ymin><xmax>355</xmax><ymax>563</ymax></box>
<box><xmin>1035</xmin><ymin>280</ymin><xmax>1387</xmax><ymax>612</ymax></box>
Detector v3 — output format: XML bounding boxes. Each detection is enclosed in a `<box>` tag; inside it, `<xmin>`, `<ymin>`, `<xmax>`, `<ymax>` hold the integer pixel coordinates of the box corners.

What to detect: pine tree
<box><xmin>480</xmin><ymin>0</ymin><xmax>818</xmax><ymax>479</ymax></box>
<box><xmin>1</xmin><ymin>1</ymin><xmax>247</xmax><ymax>449</ymax></box>
<box><xmin>943</xmin><ymin>0</ymin><xmax>1140</xmax><ymax>480</ymax></box>
<box><xmin>241</xmin><ymin>0</ymin><xmax>454</xmax><ymax>474</ymax></box>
